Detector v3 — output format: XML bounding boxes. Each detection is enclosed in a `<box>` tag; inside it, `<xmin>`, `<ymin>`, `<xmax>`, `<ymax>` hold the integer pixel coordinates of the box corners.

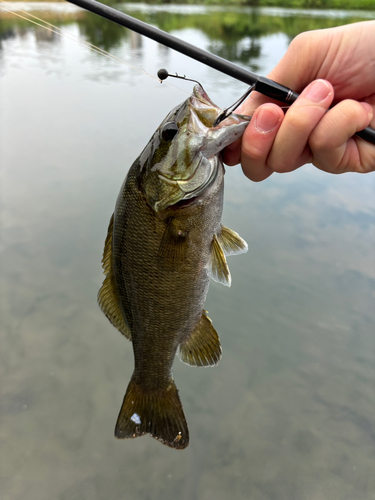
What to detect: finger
<box><xmin>222</xmin><ymin>136</ymin><xmax>242</xmax><ymax>166</ymax></box>
<box><xmin>265</xmin><ymin>31</ymin><xmax>327</xmax><ymax>92</ymax></box>
<box><xmin>267</xmin><ymin>79</ymin><xmax>334</xmax><ymax>173</ymax></box>
<box><xmin>222</xmin><ymin>96</ymin><xmax>275</xmax><ymax>167</ymax></box>
<box><xmin>239</xmin><ymin>31</ymin><xmax>327</xmax><ymax>115</ymax></box>
<box><xmin>240</xmin><ymin>104</ymin><xmax>283</xmax><ymax>182</ymax></box>
<box><xmin>223</xmin><ymin>96</ymin><xmax>275</xmax><ymax>168</ymax></box>
<box><xmin>309</xmin><ymin>100</ymin><xmax>375</xmax><ymax>173</ymax></box>
<box><xmin>224</xmin><ymin>36</ymin><xmax>326</xmax><ymax>168</ymax></box>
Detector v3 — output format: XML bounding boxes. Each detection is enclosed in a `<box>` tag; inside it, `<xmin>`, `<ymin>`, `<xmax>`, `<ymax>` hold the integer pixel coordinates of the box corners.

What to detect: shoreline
<box><xmin>2</xmin><ymin>0</ymin><xmax>375</xmax><ymax>10</ymax></box>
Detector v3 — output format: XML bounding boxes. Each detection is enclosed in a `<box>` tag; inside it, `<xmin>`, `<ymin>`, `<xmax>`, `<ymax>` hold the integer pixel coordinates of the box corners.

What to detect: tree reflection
<box><xmin>77</xmin><ymin>12</ymin><xmax>128</xmax><ymax>52</ymax></box>
<box><xmin>0</xmin><ymin>5</ymin><xmax>367</xmax><ymax>66</ymax></box>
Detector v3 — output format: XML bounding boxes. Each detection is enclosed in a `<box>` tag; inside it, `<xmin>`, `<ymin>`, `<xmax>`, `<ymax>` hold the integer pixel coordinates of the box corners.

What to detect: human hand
<box><xmin>223</xmin><ymin>20</ymin><xmax>375</xmax><ymax>181</ymax></box>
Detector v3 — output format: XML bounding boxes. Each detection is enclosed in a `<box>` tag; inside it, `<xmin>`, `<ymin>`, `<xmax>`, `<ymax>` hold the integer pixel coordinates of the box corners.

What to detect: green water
<box><xmin>1</xmin><ymin>4</ymin><xmax>375</xmax><ymax>499</ymax></box>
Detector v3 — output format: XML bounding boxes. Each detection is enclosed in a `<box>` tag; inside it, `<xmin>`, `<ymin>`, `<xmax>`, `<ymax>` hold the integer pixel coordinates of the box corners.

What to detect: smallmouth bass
<box><xmin>98</xmin><ymin>85</ymin><xmax>248</xmax><ymax>449</ymax></box>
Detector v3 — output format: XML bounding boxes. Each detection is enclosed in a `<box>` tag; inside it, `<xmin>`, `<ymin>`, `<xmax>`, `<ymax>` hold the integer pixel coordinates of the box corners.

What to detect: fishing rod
<box><xmin>66</xmin><ymin>0</ymin><xmax>375</xmax><ymax>145</ymax></box>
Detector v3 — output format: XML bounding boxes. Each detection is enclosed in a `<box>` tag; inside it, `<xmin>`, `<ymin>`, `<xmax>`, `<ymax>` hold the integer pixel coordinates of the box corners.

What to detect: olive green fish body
<box><xmin>98</xmin><ymin>86</ymin><xmax>249</xmax><ymax>449</ymax></box>
<box><xmin>114</xmin><ymin>160</ymin><xmax>224</xmax><ymax>387</ymax></box>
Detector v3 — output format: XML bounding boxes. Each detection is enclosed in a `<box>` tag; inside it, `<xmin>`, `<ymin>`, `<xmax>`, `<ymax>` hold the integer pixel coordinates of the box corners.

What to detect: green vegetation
<box><xmin>2</xmin><ymin>0</ymin><xmax>375</xmax><ymax>8</ymax></box>
<box><xmin>1</xmin><ymin>4</ymin><xmax>370</xmax><ymax>55</ymax></box>
<box><xmin>123</xmin><ymin>0</ymin><xmax>375</xmax><ymax>9</ymax></box>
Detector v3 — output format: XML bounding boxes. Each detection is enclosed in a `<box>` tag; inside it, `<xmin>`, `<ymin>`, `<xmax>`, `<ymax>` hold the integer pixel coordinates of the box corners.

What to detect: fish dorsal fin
<box><xmin>178</xmin><ymin>311</ymin><xmax>222</xmax><ymax>367</ymax></box>
<box><xmin>217</xmin><ymin>225</ymin><xmax>248</xmax><ymax>256</ymax></box>
<box><xmin>158</xmin><ymin>219</ymin><xmax>189</xmax><ymax>269</ymax></box>
<box><xmin>209</xmin><ymin>234</ymin><xmax>231</xmax><ymax>287</ymax></box>
<box><xmin>97</xmin><ymin>214</ymin><xmax>131</xmax><ymax>340</ymax></box>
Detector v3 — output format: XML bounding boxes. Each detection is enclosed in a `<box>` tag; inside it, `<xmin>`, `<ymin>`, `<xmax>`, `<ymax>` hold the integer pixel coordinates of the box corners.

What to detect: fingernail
<box><xmin>303</xmin><ymin>79</ymin><xmax>331</xmax><ymax>103</ymax></box>
<box><xmin>254</xmin><ymin>107</ymin><xmax>280</xmax><ymax>133</ymax></box>
<box><xmin>361</xmin><ymin>101</ymin><xmax>373</xmax><ymax>120</ymax></box>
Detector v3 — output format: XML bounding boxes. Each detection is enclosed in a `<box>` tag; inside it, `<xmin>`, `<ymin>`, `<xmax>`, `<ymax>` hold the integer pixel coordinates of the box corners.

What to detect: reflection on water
<box><xmin>1</xmin><ymin>4</ymin><xmax>375</xmax><ymax>500</ymax></box>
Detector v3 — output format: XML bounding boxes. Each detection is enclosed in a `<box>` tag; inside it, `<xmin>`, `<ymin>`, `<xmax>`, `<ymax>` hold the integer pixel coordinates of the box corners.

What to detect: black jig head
<box><xmin>157</xmin><ymin>68</ymin><xmax>203</xmax><ymax>88</ymax></box>
<box><xmin>157</xmin><ymin>68</ymin><xmax>252</xmax><ymax>127</ymax></box>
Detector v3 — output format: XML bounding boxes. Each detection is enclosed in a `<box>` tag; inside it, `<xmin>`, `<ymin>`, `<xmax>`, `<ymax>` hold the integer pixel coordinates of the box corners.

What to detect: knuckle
<box><xmin>309</xmin><ymin>129</ymin><xmax>329</xmax><ymax>151</ymax></box>
<box><xmin>339</xmin><ymin>100</ymin><xmax>363</xmax><ymax>124</ymax></box>
<box><xmin>244</xmin><ymin>146</ymin><xmax>264</xmax><ymax>163</ymax></box>
<box><xmin>268</xmin><ymin>157</ymin><xmax>291</xmax><ymax>174</ymax></box>
<box><xmin>242</xmin><ymin>141</ymin><xmax>267</xmax><ymax>163</ymax></box>
<box><xmin>285</xmin><ymin>112</ymin><xmax>309</xmax><ymax>132</ymax></box>
<box><xmin>289</xmin><ymin>32</ymin><xmax>309</xmax><ymax>52</ymax></box>
<box><xmin>284</xmin><ymin>103</ymin><xmax>321</xmax><ymax>135</ymax></box>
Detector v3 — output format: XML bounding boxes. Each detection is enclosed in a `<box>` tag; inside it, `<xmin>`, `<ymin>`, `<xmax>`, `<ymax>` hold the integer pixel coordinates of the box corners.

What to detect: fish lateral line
<box><xmin>98</xmin><ymin>84</ymin><xmax>250</xmax><ymax>449</ymax></box>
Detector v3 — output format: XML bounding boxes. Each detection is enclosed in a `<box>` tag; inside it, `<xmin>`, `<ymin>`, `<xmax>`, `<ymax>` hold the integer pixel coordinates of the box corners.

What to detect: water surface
<box><xmin>1</xmin><ymin>4</ymin><xmax>375</xmax><ymax>500</ymax></box>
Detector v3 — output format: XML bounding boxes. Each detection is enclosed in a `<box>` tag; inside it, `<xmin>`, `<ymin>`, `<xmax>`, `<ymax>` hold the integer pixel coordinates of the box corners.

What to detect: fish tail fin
<box><xmin>115</xmin><ymin>376</ymin><xmax>189</xmax><ymax>449</ymax></box>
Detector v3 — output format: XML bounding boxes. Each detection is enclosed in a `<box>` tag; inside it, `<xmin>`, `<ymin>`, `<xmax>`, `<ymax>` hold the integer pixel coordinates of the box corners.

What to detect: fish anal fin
<box><xmin>158</xmin><ymin>219</ymin><xmax>189</xmax><ymax>270</ymax></box>
<box><xmin>218</xmin><ymin>225</ymin><xmax>248</xmax><ymax>256</ymax></box>
<box><xmin>115</xmin><ymin>377</ymin><xmax>189</xmax><ymax>450</ymax></box>
<box><xmin>209</xmin><ymin>234</ymin><xmax>231</xmax><ymax>287</ymax></box>
<box><xmin>178</xmin><ymin>311</ymin><xmax>222</xmax><ymax>367</ymax></box>
<box><xmin>98</xmin><ymin>214</ymin><xmax>131</xmax><ymax>340</ymax></box>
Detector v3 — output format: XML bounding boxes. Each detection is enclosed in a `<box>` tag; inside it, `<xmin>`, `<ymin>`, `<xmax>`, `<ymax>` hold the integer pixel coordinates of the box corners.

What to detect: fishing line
<box><xmin>0</xmin><ymin>1</ymin><xmax>190</xmax><ymax>94</ymax></box>
<box><xmin>0</xmin><ymin>2</ymin><xmax>330</xmax><ymax>111</ymax></box>
<box><xmin>62</xmin><ymin>0</ymin><xmax>375</xmax><ymax>145</ymax></box>
<box><xmin>0</xmin><ymin>2</ymin><xmax>156</xmax><ymax>81</ymax></box>
<box><xmin>3</xmin><ymin>1</ymin><xmax>372</xmax><ymax>139</ymax></box>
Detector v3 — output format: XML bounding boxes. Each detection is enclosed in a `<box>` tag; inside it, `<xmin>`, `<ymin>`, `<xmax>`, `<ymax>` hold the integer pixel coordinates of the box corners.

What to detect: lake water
<box><xmin>1</xmin><ymin>3</ymin><xmax>375</xmax><ymax>499</ymax></box>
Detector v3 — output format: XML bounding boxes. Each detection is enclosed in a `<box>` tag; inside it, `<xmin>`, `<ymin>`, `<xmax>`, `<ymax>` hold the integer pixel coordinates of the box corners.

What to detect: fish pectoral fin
<box><xmin>115</xmin><ymin>376</ymin><xmax>189</xmax><ymax>450</ymax></box>
<box><xmin>209</xmin><ymin>234</ymin><xmax>231</xmax><ymax>287</ymax></box>
<box><xmin>217</xmin><ymin>225</ymin><xmax>248</xmax><ymax>256</ymax></box>
<box><xmin>158</xmin><ymin>219</ymin><xmax>189</xmax><ymax>269</ymax></box>
<box><xmin>178</xmin><ymin>311</ymin><xmax>222</xmax><ymax>367</ymax></box>
<box><xmin>97</xmin><ymin>214</ymin><xmax>131</xmax><ymax>340</ymax></box>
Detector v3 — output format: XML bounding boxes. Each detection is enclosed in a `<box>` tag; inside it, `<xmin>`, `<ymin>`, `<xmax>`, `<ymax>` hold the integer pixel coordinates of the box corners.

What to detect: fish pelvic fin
<box><xmin>217</xmin><ymin>225</ymin><xmax>248</xmax><ymax>256</ymax></box>
<box><xmin>209</xmin><ymin>226</ymin><xmax>248</xmax><ymax>287</ymax></box>
<box><xmin>98</xmin><ymin>214</ymin><xmax>131</xmax><ymax>340</ymax></box>
<box><xmin>178</xmin><ymin>311</ymin><xmax>222</xmax><ymax>367</ymax></box>
<box><xmin>209</xmin><ymin>233</ymin><xmax>231</xmax><ymax>287</ymax></box>
<box><xmin>115</xmin><ymin>377</ymin><xmax>189</xmax><ymax>450</ymax></box>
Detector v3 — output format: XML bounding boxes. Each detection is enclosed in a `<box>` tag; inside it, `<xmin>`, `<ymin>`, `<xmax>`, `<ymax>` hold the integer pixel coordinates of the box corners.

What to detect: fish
<box><xmin>98</xmin><ymin>84</ymin><xmax>249</xmax><ymax>449</ymax></box>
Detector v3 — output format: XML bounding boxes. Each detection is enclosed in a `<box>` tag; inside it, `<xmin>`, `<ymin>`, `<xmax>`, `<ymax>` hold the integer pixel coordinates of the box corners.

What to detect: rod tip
<box><xmin>157</xmin><ymin>68</ymin><xmax>169</xmax><ymax>80</ymax></box>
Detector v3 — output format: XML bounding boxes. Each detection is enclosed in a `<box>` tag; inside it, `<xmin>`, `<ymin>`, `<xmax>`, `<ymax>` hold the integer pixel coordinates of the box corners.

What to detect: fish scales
<box><xmin>98</xmin><ymin>85</ymin><xmax>249</xmax><ymax>449</ymax></box>
<box><xmin>114</xmin><ymin>157</ymin><xmax>224</xmax><ymax>382</ymax></box>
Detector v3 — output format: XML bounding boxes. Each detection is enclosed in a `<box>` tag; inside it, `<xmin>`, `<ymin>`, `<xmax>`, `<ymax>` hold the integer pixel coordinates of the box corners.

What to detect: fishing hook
<box><xmin>158</xmin><ymin>69</ymin><xmax>253</xmax><ymax>126</ymax></box>
<box><xmin>213</xmin><ymin>84</ymin><xmax>256</xmax><ymax>126</ymax></box>
<box><xmin>65</xmin><ymin>0</ymin><xmax>375</xmax><ymax>146</ymax></box>
<box><xmin>157</xmin><ymin>69</ymin><xmax>203</xmax><ymax>88</ymax></box>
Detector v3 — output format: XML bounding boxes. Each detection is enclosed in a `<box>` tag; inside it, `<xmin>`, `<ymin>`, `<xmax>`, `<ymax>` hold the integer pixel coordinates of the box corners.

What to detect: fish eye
<box><xmin>161</xmin><ymin>121</ymin><xmax>179</xmax><ymax>141</ymax></box>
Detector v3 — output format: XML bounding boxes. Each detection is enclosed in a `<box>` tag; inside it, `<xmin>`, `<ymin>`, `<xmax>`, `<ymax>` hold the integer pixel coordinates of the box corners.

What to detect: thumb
<box><xmin>240</xmin><ymin>31</ymin><xmax>327</xmax><ymax>114</ymax></box>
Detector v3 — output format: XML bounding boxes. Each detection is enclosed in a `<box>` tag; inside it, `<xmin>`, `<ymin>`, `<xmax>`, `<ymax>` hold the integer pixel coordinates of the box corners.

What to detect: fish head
<box><xmin>139</xmin><ymin>85</ymin><xmax>248</xmax><ymax>213</ymax></box>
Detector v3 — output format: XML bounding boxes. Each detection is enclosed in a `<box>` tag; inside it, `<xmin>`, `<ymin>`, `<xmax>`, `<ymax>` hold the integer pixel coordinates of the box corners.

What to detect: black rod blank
<box><xmin>66</xmin><ymin>0</ymin><xmax>375</xmax><ymax>145</ymax></box>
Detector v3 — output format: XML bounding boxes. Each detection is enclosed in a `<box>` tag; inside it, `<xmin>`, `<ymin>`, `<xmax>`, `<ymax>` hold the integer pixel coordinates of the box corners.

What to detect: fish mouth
<box><xmin>192</xmin><ymin>84</ymin><xmax>218</xmax><ymax>108</ymax></box>
<box><xmin>189</xmin><ymin>85</ymin><xmax>221</xmax><ymax>128</ymax></box>
<box><xmin>147</xmin><ymin>85</ymin><xmax>249</xmax><ymax>214</ymax></box>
